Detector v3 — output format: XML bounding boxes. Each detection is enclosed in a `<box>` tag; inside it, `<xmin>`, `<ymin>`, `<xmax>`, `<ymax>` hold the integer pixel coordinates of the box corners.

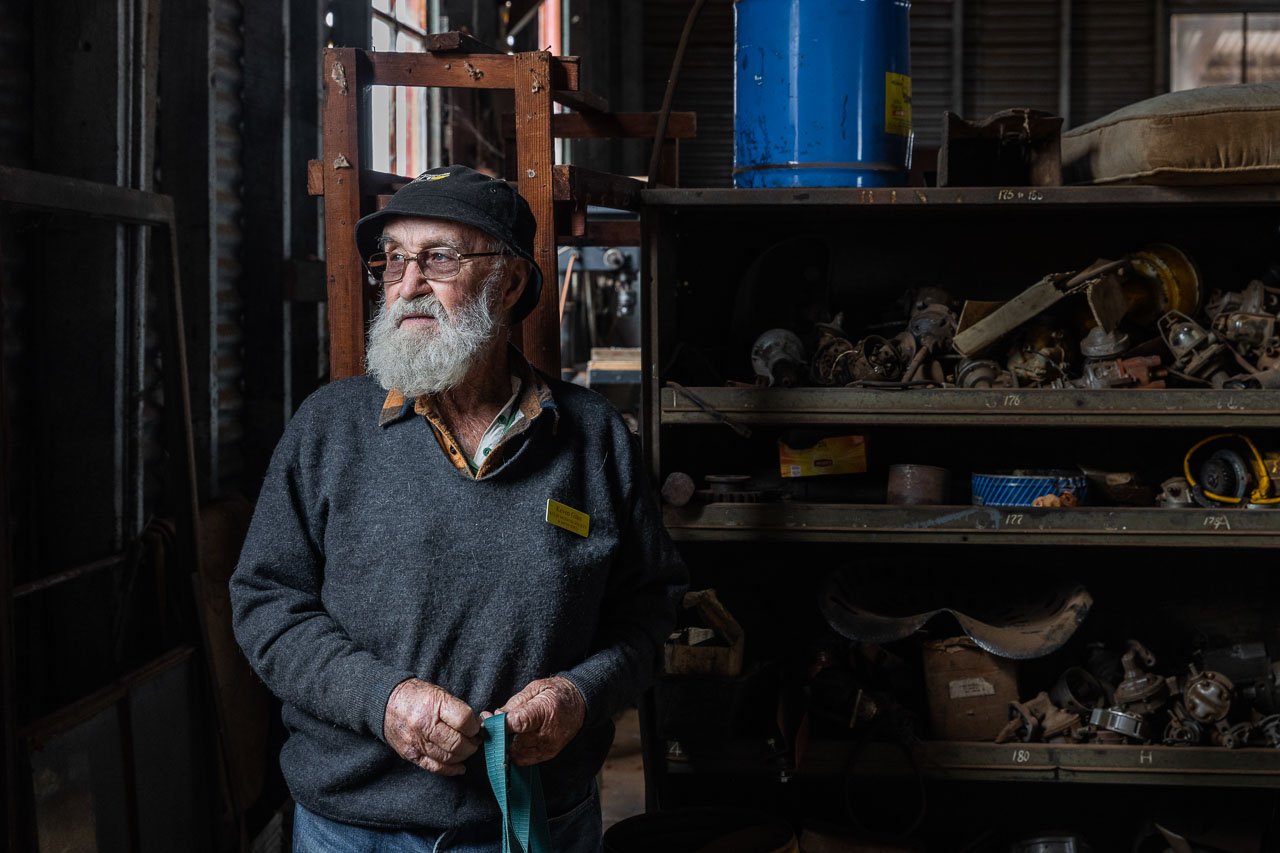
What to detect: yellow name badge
<box><xmin>546</xmin><ymin>499</ymin><xmax>590</xmax><ymax>538</ymax></box>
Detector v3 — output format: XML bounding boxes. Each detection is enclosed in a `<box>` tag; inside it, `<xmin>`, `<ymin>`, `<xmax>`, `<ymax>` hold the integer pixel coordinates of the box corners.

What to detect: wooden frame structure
<box><xmin>311</xmin><ymin>33</ymin><xmax>695</xmax><ymax>380</ymax></box>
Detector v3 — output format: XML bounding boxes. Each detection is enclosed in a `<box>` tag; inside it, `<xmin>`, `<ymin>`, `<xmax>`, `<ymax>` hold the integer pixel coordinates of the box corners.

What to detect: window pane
<box><xmin>372</xmin><ymin>83</ymin><xmax>392</xmax><ymax>172</ymax></box>
<box><xmin>372</xmin><ymin>16</ymin><xmax>393</xmax><ymax>52</ymax></box>
<box><xmin>373</xmin><ymin>0</ymin><xmax>391</xmax><ymax>14</ymax></box>
<box><xmin>1246</xmin><ymin>14</ymin><xmax>1280</xmax><ymax>83</ymax></box>
<box><xmin>1171</xmin><ymin>13</ymin><xmax>1245</xmax><ymax>91</ymax></box>
<box><xmin>397</xmin><ymin>0</ymin><xmax>427</xmax><ymax>30</ymax></box>
<box><xmin>397</xmin><ymin>31</ymin><xmax>423</xmax><ymax>54</ymax></box>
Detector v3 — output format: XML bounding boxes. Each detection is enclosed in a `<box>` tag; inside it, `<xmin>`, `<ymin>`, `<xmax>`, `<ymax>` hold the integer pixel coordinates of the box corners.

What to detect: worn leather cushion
<box><xmin>1062</xmin><ymin>83</ymin><xmax>1280</xmax><ymax>185</ymax></box>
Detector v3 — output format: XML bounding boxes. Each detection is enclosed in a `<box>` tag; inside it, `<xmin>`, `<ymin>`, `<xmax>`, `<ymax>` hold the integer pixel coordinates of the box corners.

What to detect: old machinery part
<box><xmin>1114</xmin><ymin>640</ymin><xmax>1170</xmax><ymax>715</ymax></box>
<box><xmin>661</xmin><ymin>472</ymin><xmax>697</xmax><ymax>507</ymax></box>
<box><xmin>1211</xmin><ymin>719</ymin><xmax>1254</xmax><ymax>749</ymax></box>
<box><xmin>847</xmin><ymin>335</ymin><xmax>903</xmax><ymax>383</ymax></box>
<box><xmin>995</xmin><ymin>692</ymin><xmax>1080</xmax><ymax>744</ymax></box>
<box><xmin>1203</xmin><ymin>643</ymin><xmax>1280</xmax><ymax>713</ymax></box>
<box><xmin>972</xmin><ymin>470</ymin><xmax>1088</xmax><ymax>508</ymax></box>
<box><xmin>1127</xmin><ymin>244</ymin><xmax>1203</xmax><ymax>326</ymax></box>
<box><xmin>1206</xmin><ymin>279</ymin><xmax>1273</xmax><ymax>322</ymax></box>
<box><xmin>886</xmin><ymin>464</ymin><xmax>950</xmax><ymax>505</ymax></box>
<box><xmin>1074</xmin><ymin>356</ymin><xmax>1167</xmax><ymax>390</ymax></box>
<box><xmin>1079</xmin><ymin>326</ymin><xmax>1131</xmax><ymax>360</ymax></box>
<box><xmin>1159</xmin><ymin>310</ymin><xmax>1233</xmax><ymax>385</ymax></box>
<box><xmin>907</xmin><ymin>298</ymin><xmax>957</xmax><ymax>350</ymax></box>
<box><xmin>811</xmin><ymin>316</ymin><xmax>856</xmax><ymax>386</ymax></box>
<box><xmin>751</xmin><ymin>328</ymin><xmax>807</xmax><ymax>388</ymax></box>
<box><xmin>1183</xmin><ymin>669</ymin><xmax>1234</xmax><ymax>723</ymax></box>
<box><xmin>1258</xmin><ymin>345</ymin><xmax>1280</xmax><ymax>373</ymax></box>
<box><xmin>696</xmin><ymin>474</ymin><xmax>766</xmax><ymax>504</ymax></box>
<box><xmin>1163</xmin><ymin>705</ymin><xmax>1207</xmax><ymax>746</ymax></box>
<box><xmin>1213</xmin><ymin>310</ymin><xmax>1278</xmax><ymax>356</ymax></box>
<box><xmin>1157</xmin><ymin>477</ymin><xmax>1194</xmax><ymax>508</ymax></box>
<box><xmin>955</xmin><ymin>358</ymin><xmax>1016</xmax><ymax>389</ymax></box>
<box><xmin>1257</xmin><ymin>714</ymin><xmax>1280</xmax><ymax>747</ymax></box>
<box><xmin>1050</xmin><ymin>667</ymin><xmax>1109</xmax><ymax>716</ymax></box>
<box><xmin>1183</xmin><ymin>434</ymin><xmax>1280</xmax><ymax>508</ymax></box>
<box><xmin>996</xmin><ymin>698</ymin><xmax>1042</xmax><ymax>744</ymax></box>
<box><xmin>1089</xmin><ymin>706</ymin><xmax>1148</xmax><ymax>742</ymax></box>
<box><xmin>1008</xmin><ymin>325</ymin><xmax>1070</xmax><ymax>385</ymax></box>
<box><xmin>1222</xmin><ymin>368</ymin><xmax>1280</xmax><ymax>390</ymax></box>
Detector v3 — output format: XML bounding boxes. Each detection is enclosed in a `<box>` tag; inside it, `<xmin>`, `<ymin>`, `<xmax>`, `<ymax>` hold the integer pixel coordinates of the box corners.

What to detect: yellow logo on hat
<box><xmin>415</xmin><ymin>172</ymin><xmax>450</xmax><ymax>182</ymax></box>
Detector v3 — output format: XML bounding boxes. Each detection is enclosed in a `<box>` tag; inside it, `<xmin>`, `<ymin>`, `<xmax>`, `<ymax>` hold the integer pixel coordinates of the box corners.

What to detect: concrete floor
<box><xmin>599</xmin><ymin>708</ymin><xmax>645</xmax><ymax>830</ymax></box>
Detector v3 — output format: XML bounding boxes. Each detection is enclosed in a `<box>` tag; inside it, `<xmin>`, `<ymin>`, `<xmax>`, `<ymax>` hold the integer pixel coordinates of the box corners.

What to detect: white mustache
<box><xmin>390</xmin><ymin>294</ymin><xmax>449</xmax><ymax>326</ymax></box>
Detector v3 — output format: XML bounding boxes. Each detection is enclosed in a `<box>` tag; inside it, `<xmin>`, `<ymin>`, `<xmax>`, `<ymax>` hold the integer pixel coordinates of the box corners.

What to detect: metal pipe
<box><xmin>11</xmin><ymin>554</ymin><xmax>128</xmax><ymax>600</ymax></box>
<box><xmin>1059</xmin><ymin>0</ymin><xmax>1072</xmax><ymax>127</ymax></box>
<box><xmin>952</xmin><ymin>0</ymin><xmax>965</xmax><ymax>114</ymax></box>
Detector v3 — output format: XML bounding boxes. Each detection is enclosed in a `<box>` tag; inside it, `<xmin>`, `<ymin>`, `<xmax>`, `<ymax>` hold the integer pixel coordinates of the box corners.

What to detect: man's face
<box><xmin>364</xmin><ymin>216</ymin><xmax>522</xmax><ymax>396</ymax></box>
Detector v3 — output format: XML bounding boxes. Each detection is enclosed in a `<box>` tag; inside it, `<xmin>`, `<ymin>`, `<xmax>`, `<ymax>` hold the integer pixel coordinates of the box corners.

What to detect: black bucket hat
<box><xmin>354</xmin><ymin>165</ymin><xmax>543</xmax><ymax>323</ymax></box>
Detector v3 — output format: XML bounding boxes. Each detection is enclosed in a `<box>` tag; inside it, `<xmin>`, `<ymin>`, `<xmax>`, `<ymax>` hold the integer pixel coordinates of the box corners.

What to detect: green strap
<box><xmin>483</xmin><ymin>713</ymin><xmax>551</xmax><ymax>853</ymax></box>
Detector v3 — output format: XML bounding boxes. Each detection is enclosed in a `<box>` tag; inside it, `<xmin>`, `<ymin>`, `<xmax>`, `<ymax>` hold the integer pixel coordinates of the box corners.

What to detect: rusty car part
<box><xmin>953</xmin><ymin>259</ymin><xmax>1129</xmax><ymax>358</ymax></box>
<box><xmin>1126</xmin><ymin>244</ymin><xmax>1203</xmax><ymax>326</ymax></box>
<box><xmin>995</xmin><ymin>692</ymin><xmax>1079</xmax><ymax>744</ymax></box>
<box><xmin>1258</xmin><ymin>714</ymin><xmax>1280</xmax><ymax>747</ymax></box>
<box><xmin>846</xmin><ymin>335</ymin><xmax>903</xmax><ymax>383</ymax></box>
<box><xmin>955</xmin><ymin>358</ymin><xmax>1016</xmax><ymax>388</ymax></box>
<box><xmin>1113</xmin><ymin>640</ymin><xmax>1171</xmax><ymax>715</ymax></box>
<box><xmin>1008</xmin><ymin>325</ymin><xmax>1070</xmax><ymax>385</ymax></box>
<box><xmin>1088</xmin><ymin>706</ymin><xmax>1148</xmax><ymax>742</ymax></box>
<box><xmin>938</xmin><ymin>108</ymin><xmax>1063</xmax><ymax>187</ymax></box>
<box><xmin>1078</xmin><ymin>325</ymin><xmax>1130</xmax><ymax>360</ymax></box>
<box><xmin>1157</xmin><ymin>477</ymin><xmax>1194</xmax><ymax>508</ymax></box>
<box><xmin>1163</xmin><ymin>704</ymin><xmax>1206</xmax><ymax>746</ymax></box>
<box><xmin>819</xmin><ymin>576</ymin><xmax>1093</xmax><ymax>660</ymax></box>
<box><xmin>660</xmin><ymin>472</ymin><xmax>696</xmax><ymax>507</ymax></box>
<box><xmin>751</xmin><ymin>328</ymin><xmax>806</xmax><ymax>388</ymax></box>
<box><xmin>1203</xmin><ymin>642</ymin><xmax>1280</xmax><ymax>713</ymax></box>
<box><xmin>1183</xmin><ymin>669</ymin><xmax>1234</xmax><ymax>723</ymax></box>
<box><xmin>1051</xmin><ymin>667</ymin><xmax>1110</xmax><ymax>716</ymax></box>
<box><xmin>810</xmin><ymin>316</ymin><xmax>856</xmax><ymax>386</ymax></box>
<box><xmin>1073</xmin><ymin>355</ymin><xmax>1167</xmax><ymax>390</ymax></box>
<box><xmin>696</xmin><ymin>474</ymin><xmax>767</xmax><ymax>504</ymax></box>
<box><xmin>886</xmin><ymin>464</ymin><xmax>950</xmax><ymax>506</ymax></box>
<box><xmin>1159</xmin><ymin>311</ymin><xmax>1234</xmax><ymax>386</ymax></box>
<box><xmin>1211</xmin><ymin>719</ymin><xmax>1254</xmax><ymax>749</ymax></box>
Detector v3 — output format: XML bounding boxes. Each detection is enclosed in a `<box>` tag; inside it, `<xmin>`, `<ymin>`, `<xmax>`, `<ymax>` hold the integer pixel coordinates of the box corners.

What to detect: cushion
<box><xmin>1062</xmin><ymin>83</ymin><xmax>1280</xmax><ymax>185</ymax></box>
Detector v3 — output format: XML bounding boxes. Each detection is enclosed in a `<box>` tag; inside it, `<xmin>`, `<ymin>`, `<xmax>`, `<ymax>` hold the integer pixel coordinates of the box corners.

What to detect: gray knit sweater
<box><xmin>229</xmin><ymin>374</ymin><xmax>686</xmax><ymax>830</ymax></box>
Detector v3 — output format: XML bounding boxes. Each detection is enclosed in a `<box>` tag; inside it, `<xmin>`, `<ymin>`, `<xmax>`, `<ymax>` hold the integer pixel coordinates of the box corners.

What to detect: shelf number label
<box><xmin>1004</xmin><ymin>514</ymin><xmax>1025</xmax><ymax>526</ymax></box>
<box><xmin>1003</xmin><ymin>394</ymin><xmax>1022</xmax><ymax>407</ymax></box>
<box><xmin>1203</xmin><ymin>515</ymin><xmax>1231</xmax><ymax>531</ymax></box>
<box><xmin>996</xmin><ymin>189</ymin><xmax>1045</xmax><ymax>202</ymax></box>
<box><xmin>1138</xmin><ymin>750</ymin><xmax>1153</xmax><ymax>765</ymax></box>
<box><xmin>1012</xmin><ymin>749</ymin><xmax>1031</xmax><ymax>764</ymax></box>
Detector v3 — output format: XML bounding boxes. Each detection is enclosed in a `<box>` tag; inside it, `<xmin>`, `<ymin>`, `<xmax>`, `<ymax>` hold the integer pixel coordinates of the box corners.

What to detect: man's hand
<box><xmin>383</xmin><ymin>678</ymin><xmax>482</xmax><ymax>776</ymax></box>
<box><xmin>487</xmin><ymin>676</ymin><xmax>586</xmax><ymax>766</ymax></box>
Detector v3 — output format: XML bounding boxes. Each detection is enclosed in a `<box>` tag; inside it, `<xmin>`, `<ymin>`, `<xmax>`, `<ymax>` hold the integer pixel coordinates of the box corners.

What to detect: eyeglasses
<box><xmin>365</xmin><ymin>247</ymin><xmax>505</xmax><ymax>284</ymax></box>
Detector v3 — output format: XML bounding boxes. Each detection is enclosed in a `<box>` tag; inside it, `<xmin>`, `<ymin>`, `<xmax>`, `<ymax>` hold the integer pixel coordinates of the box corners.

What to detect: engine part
<box><xmin>996</xmin><ymin>692</ymin><xmax>1079</xmax><ymax>743</ymax></box>
<box><xmin>1213</xmin><ymin>310</ymin><xmax>1278</xmax><ymax>356</ymax></box>
<box><xmin>1203</xmin><ymin>642</ymin><xmax>1280</xmax><ymax>713</ymax></box>
<box><xmin>1073</xmin><ymin>355</ymin><xmax>1166</xmax><ymax>390</ymax></box>
<box><xmin>751</xmin><ymin>329</ymin><xmax>806</xmax><ymax>388</ymax></box>
<box><xmin>972</xmin><ymin>470</ymin><xmax>1088</xmax><ymax>508</ymax></box>
<box><xmin>1127</xmin><ymin>244</ymin><xmax>1203</xmax><ymax>326</ymax></box>
<box><xmin>847</xmin><ymin>335</ymin><xmax>903</xmax><ymax>382</ymax></box>
<box><xmin>1164</xmin><ymin>705</ymin><xmax>1206</xmax><ymax>746</ymax></box>
<box><xmin>696</xmin><ymin>474</ymin><xmax>766</xmax><ymax>504</ymax></box>
<box><xmin>1183</xmin><ymin>670</ymin><xmax>1234</xmax><ymax>723</ymax></box>
<box><xmin>819</xmin><ymin>575</ymin><xmax>1093</xmax><ymax>660</ymax></box>
<box><xmin>1114</xmin><ymin>640</ymin><xmax>1170</xmax><ymax>715</ymax></box>
<box><xmin>1078</xmin><ymin>325</ymin><xmax>1130</xmax><ymax>360</ymax></box>
<box><xmin>1184</xmin><ymin>434</ymin><xmax>1280</xmax><ymax>508</ymax></box>
<box><xmin>1257</xmin><ymin>714</ymin><xmax>1280</xmax><ymax>747</ymax></box>
<box><xmin>1089</xmin><ymin>706</ymin><xmax>1148</xmax><ymax>742</ymax></box>
<box><xmin>1008</xmin><ymin>325</ymin><xmax>1070</xmax><ymax>385</ymax></box>
<box><xmin>1159</xmin><ymin>310</ymin><xmax>1233</xmax><ymax>386</ymax></box>
<box><xmin>1050</xmin><ymin>666</ymin><xmax>1109</xmax><ymax>716</ymax></box>
<box><xmin>1211</xmin><ymin>719</ymin><xmax>1253</xmax><ymax>749</ymax></box>
<box><xmin>810</xmin><ymin>316</ymin><xmax>855</xmax><ymax>386</ymax></box>
<box><xmin>661</xmin><ymin>472</ymin><xmax>696</xmax><ymax>507</ymax></box>
<box><xmin>886</xmin><ymin>464</ymin><xmax>950</xmax><ymax>505</ymax></box>
<box><xmin>1158</xmin><ymin>477</ymin><xmax>1194</xmax><ymax>508</ymax></box>
<box><xmin>955</xmin><ymin>358</ymin><xmax>1016</xmax><ymax>388</ymax></box>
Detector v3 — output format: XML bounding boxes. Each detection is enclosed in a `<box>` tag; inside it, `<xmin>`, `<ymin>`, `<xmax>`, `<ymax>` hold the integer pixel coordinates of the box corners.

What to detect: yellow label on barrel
<box><xmin>546</xmin><ymin>499</ymin><xmax>590</xmax><ymax>537</ymax></box>
<box><xmin>885</xmin><ymin>72</ymin><xmax>912</xmax><ymax>137</ymax></box>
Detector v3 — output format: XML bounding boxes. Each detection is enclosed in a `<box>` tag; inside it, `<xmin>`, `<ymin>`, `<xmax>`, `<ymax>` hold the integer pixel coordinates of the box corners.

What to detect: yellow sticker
<box><xmin>885</xmin><ymin>72</ymin><xmax>912</xmax><ymax>137</ymax></box>
<box><xmin>546</xmin><ymin>499</ymin><xmax>590</xmax><ymax>538</ymax></box>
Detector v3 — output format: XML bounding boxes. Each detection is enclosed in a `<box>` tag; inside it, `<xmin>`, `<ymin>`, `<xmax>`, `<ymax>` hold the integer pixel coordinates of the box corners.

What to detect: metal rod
<box><xmin>1059</xmin><ymin>0</ymin><xmax>1072</xmax><ymax>126</ymax></box>
<box><xmin>951</xmin><ymin>0</ymin><xmax>965</xmax><ymax>115</ymax></box>
<box><xmin>647</xmin><ymin>0</ymin><xmax>706</xmax><ymax>188</ymax></box>
<box><xmin>10</xmin><ymin>554</ymin><xmax>128</xmax><ymax>600</ymax></box>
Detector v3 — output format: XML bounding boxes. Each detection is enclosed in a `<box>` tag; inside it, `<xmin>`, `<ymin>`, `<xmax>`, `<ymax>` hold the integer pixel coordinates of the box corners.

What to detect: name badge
<box><xmin>546</xmin><ymin>499</ymin><xmax>590</xmax><ymax>538</ymax></box>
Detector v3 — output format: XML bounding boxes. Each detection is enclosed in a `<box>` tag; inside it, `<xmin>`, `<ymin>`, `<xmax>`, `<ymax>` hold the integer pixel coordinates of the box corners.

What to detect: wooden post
<box><xmin>513</xmin><ymin>50</ymin><xmax>560</xmax><ymax>378</ymax></box>
<box><xmin>321</xmin><ymin>48</ymin><xmax>368</xmax><ymax>380</ymax></box>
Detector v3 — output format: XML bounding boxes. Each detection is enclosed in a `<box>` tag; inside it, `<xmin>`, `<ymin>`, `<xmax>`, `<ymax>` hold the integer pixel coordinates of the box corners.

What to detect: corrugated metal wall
<box><xmin>641</xmin><ymin>0</ymin><xmax>1160</xmax><ymax>185</ymax></box>
<box><xmin>212</xmin><ymin>0</ymin><xmax>245</xmax><ymax>496</ymax></box>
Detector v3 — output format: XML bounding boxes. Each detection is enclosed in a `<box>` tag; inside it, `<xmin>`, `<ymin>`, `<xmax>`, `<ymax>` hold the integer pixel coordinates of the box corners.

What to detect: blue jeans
<box><xmin>292</xmin><ymin>786</ymin><xmax>603</xmax><ymax>853</ymax></box>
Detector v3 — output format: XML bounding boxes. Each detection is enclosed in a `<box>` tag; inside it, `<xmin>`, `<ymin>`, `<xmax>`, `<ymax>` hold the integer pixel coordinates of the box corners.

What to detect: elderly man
<box><xmin>230</xmin><ymin>165</ymin><xmax>686</xmax><ymax>852</ymax></box>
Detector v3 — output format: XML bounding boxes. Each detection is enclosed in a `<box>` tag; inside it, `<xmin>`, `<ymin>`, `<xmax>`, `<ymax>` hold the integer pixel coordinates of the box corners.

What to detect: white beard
<box><xmin>364</xmin><ymin>265</ymin><xmax>506</xmax><ymax>396</ymax></box>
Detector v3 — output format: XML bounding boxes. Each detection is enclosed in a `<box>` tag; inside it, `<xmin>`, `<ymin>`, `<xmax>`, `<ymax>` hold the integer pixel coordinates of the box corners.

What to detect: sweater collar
<box><xmin>377</xmin><ymin>345</ymin><xmax>557</xmax><ymax>429</ymax></box>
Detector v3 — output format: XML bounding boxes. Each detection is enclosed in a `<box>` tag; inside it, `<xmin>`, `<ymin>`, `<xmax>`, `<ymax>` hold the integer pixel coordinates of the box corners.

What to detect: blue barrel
<box><xmin>734</xmin><ymin>0</ymin><xmax>913</xmax><ymax>188</ymax></box>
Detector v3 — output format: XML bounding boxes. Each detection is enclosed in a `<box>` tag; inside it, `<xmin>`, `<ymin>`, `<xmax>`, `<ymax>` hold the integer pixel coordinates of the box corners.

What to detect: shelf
<box><xmin>643</xmin><ymin>184</ymin><xmax>1280</xmax><ymax>209</ymax></box>
<box><xmin>660</xmin><ymin>386</ymin><xmax>1280</xmax><ymax>428</ymax></box>
<box><xmin>663</xmin><ymin>503</ymin><xmax>1280</xmax><ymax>547</ymax></box>
<box><xmin>669</xmin><ymin>740</ymin><xmax>1280</xmax><ymax>788</ymax></box>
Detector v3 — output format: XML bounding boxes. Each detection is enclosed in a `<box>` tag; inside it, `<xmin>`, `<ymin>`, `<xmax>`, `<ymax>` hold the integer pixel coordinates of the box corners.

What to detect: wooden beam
<box><xmin>321</xmin><ymin>47</ymin><xmax>368</xmax><ymax>380</ymax></box>
<box><xmin>425</xmin><ymin>31</ymin><xmax>502</xmax><ymax>54</ymax></box>
<box><xmin>557</xmin><ymin>219</ymin><xmax>641</xmax><ymax>246</ymax></box>
<box><xmin>514</xmin><ymin>50</ymin><xmax>559</xmax><ymax>377</ymax></box>
<box><xmin>552</xmin><ymin>165</ymin><xmax>644</xmax><ymax>211</ymax></box>
<box><xmin>366</xmin><ymin>51</ymin><xmax>581</xmax><ymax>92</ymax></box>
<box><xmin>0</xmin><ymin>165</ymin><xmax>174</xmax><ymax>224</ymax></box>
<box><xmin>501</xmin><ymin>111</ymin><xmax>697</xmax><ymax>141</ymax></box>
<box><xmin>553</xmin><ymin>89</ymin><xmax>608</xmax><ymax>113</ymax></box>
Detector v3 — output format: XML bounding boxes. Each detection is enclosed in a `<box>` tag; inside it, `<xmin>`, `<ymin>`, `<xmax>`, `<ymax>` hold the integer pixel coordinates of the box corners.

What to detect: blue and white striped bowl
<box><xmin>972</xmin><ymin>471</ymin><xmax>1088</xmax><ymax>507</ymax></box>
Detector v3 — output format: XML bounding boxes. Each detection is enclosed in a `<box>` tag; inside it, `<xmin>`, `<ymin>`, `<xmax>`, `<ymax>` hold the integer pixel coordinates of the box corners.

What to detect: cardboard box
<box><xmin>779</xmin><ymin>435</ymin><xmax>867</xmax><ymax>478</ymax></box>
<box><xmin>922</xmin><ymin>636</ymin><xmax>1019</xmax><ymax>741</ymax></box>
